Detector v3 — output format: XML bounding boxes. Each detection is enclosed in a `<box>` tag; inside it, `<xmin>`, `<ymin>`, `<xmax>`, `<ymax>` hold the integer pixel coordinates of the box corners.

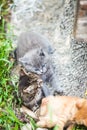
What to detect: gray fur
<box><xmin>17</xmin><ymin>31</ymin><xmax>63</xmax><ymax>96</ymax></box>
<box><xmin>17</xmin><ymin>31</ymin><xmax>53</xmax><ymax>59</ymax></box>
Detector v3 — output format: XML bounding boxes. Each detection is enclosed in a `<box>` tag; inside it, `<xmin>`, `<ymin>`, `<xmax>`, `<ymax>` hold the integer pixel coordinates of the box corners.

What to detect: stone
<box><xmin>21</xmin><ymin>123</ymin><xmax>32</xmax><ymax>130</ymax></box>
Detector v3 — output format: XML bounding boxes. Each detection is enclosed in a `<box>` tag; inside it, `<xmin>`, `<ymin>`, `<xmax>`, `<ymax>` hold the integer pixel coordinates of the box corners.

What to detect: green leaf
<box><xmin>53</xmin><ymin>125</ymin><xmax>59</xmax><ymax>130</ymax></box>
<box><xmin>30</xmin><ymin>118</ymin><xmax>37</xmax><ymax>130</ymax></box>
<box><xmin>6</xmin><ymin>107</ymin><xmax>22</xmax><ymax>125</ymax></box>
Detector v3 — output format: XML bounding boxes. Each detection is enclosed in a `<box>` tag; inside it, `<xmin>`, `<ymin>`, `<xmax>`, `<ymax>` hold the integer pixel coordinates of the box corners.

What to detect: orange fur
<box><xmin>37</xmin><ymin>96</ymin><xmax>87</xmax><ymax>130</ymax></box>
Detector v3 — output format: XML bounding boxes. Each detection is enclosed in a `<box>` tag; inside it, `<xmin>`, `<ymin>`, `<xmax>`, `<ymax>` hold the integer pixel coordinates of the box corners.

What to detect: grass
<box><xmin>0</xmin><ymin>1</ymin><xmax>37</xmax><ymax>129</ymax></box>
<box><xmin>0</xmin><ymin>1</ymin><xmax>23</xmax><ymax>128</ymax></box>
<box><xmin>0</xmin><ymin>34</ymin><xmax>23</xmax><ymax>130</ymax></box>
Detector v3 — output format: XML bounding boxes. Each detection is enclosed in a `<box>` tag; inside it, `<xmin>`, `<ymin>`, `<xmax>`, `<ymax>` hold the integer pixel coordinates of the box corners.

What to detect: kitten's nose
<box><xmin>40</xmin><ymin>65</ymin><xmax>46</xmax><ymax>73</ymax></box>
<box><xmin>40</xmin><ymin>69</ymin><xmax>43</xmax><ymax>73</ymax></box>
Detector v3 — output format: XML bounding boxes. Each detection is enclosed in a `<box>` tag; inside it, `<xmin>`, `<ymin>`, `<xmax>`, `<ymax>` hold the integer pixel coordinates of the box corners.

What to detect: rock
<box><xmin>36</xmin><ymin>128</ymin><xmax>48</xmax><ymax>130</ymax></box>
<box><xmin>21</xmin><ymin>123</ymin><xmax>32</xmax><ymax>130</ymax></box>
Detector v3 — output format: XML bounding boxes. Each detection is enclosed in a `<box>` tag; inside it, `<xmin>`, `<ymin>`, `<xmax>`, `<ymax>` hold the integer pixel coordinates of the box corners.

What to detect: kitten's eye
<box><xmin>42</xmin><ymin>64</ymin><xmax>45</xmax><ymax>68</ymax></box>
<box><xmin>25</xmin><ymin>63</ymin><xmax>31</xmax><ymax>66</ymax></box>
<box><xmin>35</xmin><ymin>68</ymin><xmax>39</xmax><ymax>71</ymax></box>
<box><xmin>25</xmin><ymin>62</ymin><xmax>29</xmax><ymax>65</ymax></box>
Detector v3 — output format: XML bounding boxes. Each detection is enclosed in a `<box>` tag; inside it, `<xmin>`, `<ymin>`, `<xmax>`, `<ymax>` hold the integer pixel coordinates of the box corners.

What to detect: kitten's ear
<box><xmin>40</xmin><ymin>97</ymin><xmax>48</xmax><ymax>116</ymax></box>
<box><xmin>39</xmin><ymin>49</ymin><xmax>45</xmax><ymax>56</ymax></box>
<box><xmin>76</xmin><ymin>99</ymin><xmax>85</xmax><ymax>109</ymax></box>
<box><xmin>19</xmin><ymin>57</ymin><xmax>26</xmax><ymax>64</ymax></box>
<box><xmin>42</xmin><ymin>96</ymin><xmax>54</xmax><ymax>105</ymax></box>
<box><xmin>42</xmin><ymin>97</ymin><xmax>49</xmax><ymax>105</ymax></box>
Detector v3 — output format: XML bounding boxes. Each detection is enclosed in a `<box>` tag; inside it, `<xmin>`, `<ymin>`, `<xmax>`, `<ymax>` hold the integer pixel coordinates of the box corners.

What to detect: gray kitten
<box><xmin>16</xmin><ymin>31</ymin><xmax>63</xmax><ymax>96</ymax></box>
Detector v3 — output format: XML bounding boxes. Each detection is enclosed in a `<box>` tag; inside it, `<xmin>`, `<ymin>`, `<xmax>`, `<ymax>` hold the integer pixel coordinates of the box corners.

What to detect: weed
<box><xmin>0</xmin><ymin>36</ymin><xmax>23</xmax><ymax>129</ymax></box>
<box><xmin>53</xmin><ymin>125</ymin><xmax>59</xmax><ymax>130</ymax></box>
<box><xmin>30</xmin><ymin>117</ymin><xmax>38</xmax><ymax>130</ymax></box>
<box><xmin>0</xmin><ymin>10</ymin><xmax>23</xmax><ymax>128</ymax></box>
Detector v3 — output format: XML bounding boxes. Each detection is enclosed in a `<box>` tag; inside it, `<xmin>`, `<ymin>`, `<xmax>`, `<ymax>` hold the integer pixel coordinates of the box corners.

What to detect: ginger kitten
<box><xmin>37</xmin><ymin>96</ymin><xmax>87</xmax><ymax>130</ymax></box>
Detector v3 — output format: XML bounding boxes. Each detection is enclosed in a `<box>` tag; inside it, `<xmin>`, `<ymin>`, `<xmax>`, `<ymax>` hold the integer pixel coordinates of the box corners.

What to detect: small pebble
<box><xmin>21</xmin><ymin>123</ymin><xmax>32</xmax><ymax>130</ymax></box>
<box><xmin>36</xmin><ymin>128</ymin><xmax>48</xmax><ymax>130</ymax></box>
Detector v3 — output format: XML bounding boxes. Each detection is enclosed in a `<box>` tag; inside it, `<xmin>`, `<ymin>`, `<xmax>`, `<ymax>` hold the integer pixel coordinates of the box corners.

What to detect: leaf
<box><xmin>30</xmin><ymin>117</ymin><xmax>37</xmax><ymax>130</ymax></box>
<box><xmin>12</xmin><ymin>123</ymin><xmax>19</xmax><ymax>130</ymax></box>
<box><xmin>53</xmin><ymin>125</ymin><xmax>59</xmax><ymax>130</ymax></box>
<box><xmin>6</xmin><ymin>107</ymin><xmax>22</xmax><ymax>125</ymax></box>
